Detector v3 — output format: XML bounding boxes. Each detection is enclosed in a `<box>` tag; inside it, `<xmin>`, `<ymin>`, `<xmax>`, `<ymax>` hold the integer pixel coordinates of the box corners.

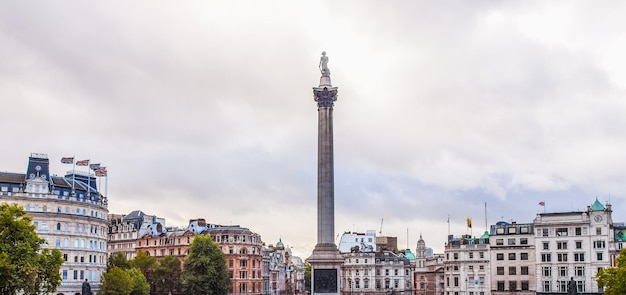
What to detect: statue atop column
<box><xmin>319</xmin><ymin>51</ymin><xmax>330</xmax><ymax>77</ymax></box>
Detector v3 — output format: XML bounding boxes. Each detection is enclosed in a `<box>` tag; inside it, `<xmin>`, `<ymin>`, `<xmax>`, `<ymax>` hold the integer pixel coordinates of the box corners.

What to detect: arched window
<box><xmin>42</xmin><ymin>205</ymin><xmax>47</xmax><ymax>212</ymax></box>
<box><xmin>25</xmin><ymin>204</ymin><xmax>30</xmax><ymax>211</ymax></box>
<box><xmin>240</xmin><ymin>247</ymin><xmax>247</xmax><ymax>255</ymax></box>
<box><xmin>56</xmin><ymin>223</ymin><xmax>61</xmax><ymax>231</ymax></box>
<box><xmin>57</xmin><ymin>207</ymin><xmax>62</xmax><ymax>213</ymax></box>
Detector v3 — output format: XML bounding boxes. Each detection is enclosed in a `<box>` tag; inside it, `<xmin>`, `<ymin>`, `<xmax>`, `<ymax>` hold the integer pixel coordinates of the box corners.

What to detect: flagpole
<box><xmin>87</xmin><ymin>164</ymin><xmax>91</xmax><ymax>201</ymax></box>
<box><xmin>447</xmin><ymin>214</ymin><xmax>450</xmax><ymax>237</ymax></box>
<box><xmin>484</xmin><ymin>202</ymin><xmax>488</xmax><ymax>232</ymax></box>
<box><xmin>105</xmin><ymin>172</ymin><xmax>108</xmax><ymax>203</ymax></box>
<box><xmin>72</xmin><ymin>155</ymin><xmax>75</xmax><ymax>195</ymax></box>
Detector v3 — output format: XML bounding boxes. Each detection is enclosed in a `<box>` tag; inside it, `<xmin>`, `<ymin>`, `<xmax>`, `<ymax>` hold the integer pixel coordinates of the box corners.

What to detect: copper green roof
<box><xmin>591</xmin><ymin>198</ymin><xmax>605</xmax><ymax>211</ymax></box>
<box><xmin>404</xmin><ymin>249</ymin><xmax>416</xmax><ymax>260</ymax></box>
<box><xmin>615</xmin><ymin>229</ymin><xmax>626</xmax><ymax>241</ymax></box>
<box><xmin>480</xmin><ymin>231</ymin><xmax>490</xmax><ymax>239</ymax></box>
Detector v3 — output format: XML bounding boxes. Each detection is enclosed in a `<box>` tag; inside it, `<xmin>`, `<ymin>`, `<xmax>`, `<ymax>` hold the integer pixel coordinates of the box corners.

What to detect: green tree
<box><xmin>598</xmin><ymin>248</ymin><xmax>626</xmax><ymax>295</ymax></box>
<box><xmin>131</xmin><ymin>251</ymin><xmax>157</xmax><ymax>291</ymax></box>
<box><xmin>108</xmin><ymin>252</ymin><xmax>131</xmax><ymax>271</ymax></box>
<box><xmin>154</xmin><ymin>255</ymin><xmax>182</xmax><ymax>294</ymax></box>
<box><xmin>127</xmin><ymin>268</ymin><xmax>150</xmax><ymax>295</ymax></box>
<box><xmin>182</xmin><ymin>235</ymin><xmax>230</xmax><ymax>295</ymax></box>
<box><xmin>100</xmin><ymin>267</ymin><xmax>149</xmax><ymax>295</ymax></box>
<box><xmin>304</xmin><ymin>263</ymin><xmax>311</xmax><ymax>293</ymax></box>
<box><xmin>0</xmin><ymin>203</ymin><xmax>64</xmax><ymax>295</ymax></box>
<box><xmin>100</xmin><ymin>266</ymin><xmax>132</xmax><ymax>295</ymax></box>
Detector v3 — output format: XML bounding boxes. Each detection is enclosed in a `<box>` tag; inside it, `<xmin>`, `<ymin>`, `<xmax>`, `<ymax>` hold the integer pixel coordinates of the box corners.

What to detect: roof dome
<box><xmin>404</xmin><ymin>249</ymin><xmax>416</xmax><ymax>260</ymax></box>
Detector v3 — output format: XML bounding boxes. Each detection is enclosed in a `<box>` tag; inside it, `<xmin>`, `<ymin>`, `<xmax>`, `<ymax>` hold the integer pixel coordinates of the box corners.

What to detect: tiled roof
<box><xmin>0</xmin><ymin>172</ymin><xmax>25</xmax><ymax>184</ymax></box>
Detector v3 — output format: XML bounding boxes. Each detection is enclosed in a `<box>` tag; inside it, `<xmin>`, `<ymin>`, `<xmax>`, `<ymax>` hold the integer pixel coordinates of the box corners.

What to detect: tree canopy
<box><xmin>182</xmin><ymin>235</ymin><xmax>230</xmax><ymax>295</ymax></box>
<box><xmin>108</xmin><ymin>251</ymin><xmax>131</xmax><ymax>271</ymax></box>
<box><xmin>597</xmin><ymin>248</ymin><xmax>626</xmax><ymax>295</ymax></box>
<box><xmin>0</xmin><ymin>203</ymin><xmax>64</xmax><ymax>295</ymax></box>
<box><xmin>154</xmin><ymin>255</ymin><xmax>182</xmax><ymax>294</ymax></box>
<box><xmin>100</xmin><ymin>266</ymin><xmax>149</xmax><ymax>295</ymax></box>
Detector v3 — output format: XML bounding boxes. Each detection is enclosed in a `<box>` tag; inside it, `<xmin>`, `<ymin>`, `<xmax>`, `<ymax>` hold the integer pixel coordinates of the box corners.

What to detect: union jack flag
<box><xmin>95</xmin><ymin>167</ymin><xmax>107</xmax><ymax>177</ymax></box>
<box><xmin>61</xmin><ymin>157</ymin><xmax>74</xmax><ymax>164</ymax></box>
<box><xmin>76</xmin><ymin>160</ymin><xmax>90</xmax><ymax>166</ymax></box>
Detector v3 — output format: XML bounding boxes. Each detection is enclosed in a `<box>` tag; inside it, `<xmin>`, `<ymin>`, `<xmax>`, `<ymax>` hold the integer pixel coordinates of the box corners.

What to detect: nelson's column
<box><xmin>306</xmin><ymin>51</ymin><xmax>344</xmax><ymax>295</ymax></box>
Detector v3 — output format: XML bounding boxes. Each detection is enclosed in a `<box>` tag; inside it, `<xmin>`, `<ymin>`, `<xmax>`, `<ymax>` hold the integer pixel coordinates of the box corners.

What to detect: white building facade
<box><xmin>489</xmin><ymin>222</ymin><xmax>535</xmax><ymax>295</ymax></box>
<box><xmin>0</xmin><ymin>153</ymin><xmax>109</xmax><ymax>295</ymax></box>
<box><xmin>444</xmin><ymin>234</ymin><xmax>490</xmax><ymax>295</ymax></box>
<box><xmin>533</xmin><ymin>199</ymin><xmax>611</xmax><ymax>295</ymax></box>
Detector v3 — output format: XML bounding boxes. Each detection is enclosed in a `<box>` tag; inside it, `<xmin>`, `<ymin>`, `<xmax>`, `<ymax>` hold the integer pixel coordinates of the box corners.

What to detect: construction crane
<box><xmin>379</xmin><ymin>218</ymin><xmax>384</xmax><ymax>235</ymax></box>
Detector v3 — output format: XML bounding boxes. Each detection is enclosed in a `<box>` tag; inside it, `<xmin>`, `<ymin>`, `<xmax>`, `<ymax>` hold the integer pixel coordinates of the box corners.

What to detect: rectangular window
<box><xmin>454</xmin><ymin>253</ymin><xmax>458</xmax><ymax>260</ymax></box>
<box><xmin>542</xmin><ymin>228</ymin><xmax>549</xmax><ymax>236</ymax></box>
<box><xmin>497</xmin><ymin>281</ymin><xmax>505</xmax><ymax>291</ymax></box>
<box><xmin>520</xmin><ymin>238</ymin><xmax>528</xmax><ymax>245</ymax></box>
<box><xmin>497</xmin><ymin>267</ymin><xmax>504</xmax><ymax>275</ymax></box>
<box><xmin>574</xmin><ymin>253</ymin><xmax>585</xmax><ymax>262</ymax></box>
<box><xmin>508</xmin><ymin>227</ymin><xmax>516</xmax><ymax>234</ymax></box>
<box><xmin>509</xmin><ymin>281</ymin><xmax>517</xmax><ymax>291</ymax></box>
<box><xmin>543</xmin><ymin>267</ymin><xmax>552</xmax><ymax>277</ymax></box>
<box><xmin>594</xmin><ymin>240</ymin><xmax>606</xmax><ymax>249</ymax></box>
<box><xmin>557</xmin><ymin>228</ymin><xmax>568</xmax><ymax>236</ymax></box>
<box><xmin>521</xmin><ymin>266</ymin><xmax>529</xmax><ymax>275</ymax></box>
<box><xmin>559</xmin><ymin>267</ymin><xmax>567</xmax><ymax>277</ymax></box>
<box><xmin>577</xmin><ymin>280</ymin><xmax>585</xmax><ymax>293</ymax></box>
<box><xmin>575</xmin><ymin>227</ymin><xmax>582</xmax><ymax>235</ymax></box>
<box><xmin>62</xmin><ymin>270</ymin><xmax>67</xmax><ymax>280</ymax></box>
<box><xmin>557</xmin><ymin>241</ymin><xmax>567</xmax><ymax>249</ymax></box>
<box><xmin>508</xmin><ymin>238</ymin><xmax>516</xmax><ymax>245</ymax></box>
<box><xmin>543</xmin><ymin>242</ymin><xmax>549</xmax><ymax>250</ymax></box>
<box><xmin>520</xmin><ymin>253</ymin><xmax>528</xmax><ymax>260</ymax></box>
<box><xmin>509</xmin><ymin>266</ymin><xmax>516</xmax><ymax>275</ymax></box>
<box><xmin>496</xmin><ymin>253</ymin><xmax>504</xmax><ymax>260</ymax></box>
<box><xmin>576</xmin><ymin>241</ymin><xmax>583</xmax><ymax>249</ymax></box>
<box><xmin>496</xmin><ymin>239</ymin><xmax>504</xmax><ymax>245</ymax></box>
<box><xmin>469</xmin><ymin>252</ymin><xmax>474</xmax><ymax>259</ymax></box>
<box><xmin>575</xmin><ymin>266</ymin><xmax>585</xmax><ymax>277</ymax></box>
<box><xmin>522</xmin><ymin>280</ymin><xmax>529</xmax><ymax>290</ymax></box>
<box><xmin>558</xmin><ymin>253</ymin><xmax>568</xmax><ymax>262</ymax></box>
<box><xmin>558</xmin><ymin>280</ymin><xmax>567</xmax><ymax>292</ymax></box>
<box><xmin>597</xmin><ymin>252</ymin><xmax>603</xmax><ymax>261</ymax></box>
<box><xmin>479</xmin><ymin>252</ymin><xmax>484</xmax><ymax>259</ymax></box>
<box><xmin>543</xmin><ymin>281</ymin><xmax>551</xmax><ymax>292</ymax></box>
<box><xmin>597</xmin><ymin>227</ymin><xmax>602</xmax><ymax>235</ymax></box>
<box><xmin>509</xmin><ymin>253</ymin><xmax>516</xmax><ymax>260</ymax></box>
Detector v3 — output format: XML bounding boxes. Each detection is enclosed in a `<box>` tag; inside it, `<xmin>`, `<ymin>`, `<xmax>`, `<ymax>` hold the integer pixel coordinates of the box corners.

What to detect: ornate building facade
<box><xmin>0</xmin><ymin>153</ymin><xmax>109</xmax><ymax>295</ymax></box>
<box><xmin>108</xmin><ymin>210</ymin><xmax>168</xmax><ymax>260</ymax></box>
<box><xmin>206</xmin><ymin>225</ymin><xmax>265</xmax><ymax>294</ymax></box>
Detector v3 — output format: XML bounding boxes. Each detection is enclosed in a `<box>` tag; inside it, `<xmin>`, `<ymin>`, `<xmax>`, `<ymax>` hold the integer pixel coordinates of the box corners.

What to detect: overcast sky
<box><xmin>2</xmin><ymin>1</ymin><xmax>626</xmax><ymax>258</ymax></box>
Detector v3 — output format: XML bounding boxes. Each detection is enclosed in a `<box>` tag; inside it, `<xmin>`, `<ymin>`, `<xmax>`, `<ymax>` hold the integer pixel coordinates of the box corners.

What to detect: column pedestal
<box><xmin>307</xmin><ymin>243</ymin><xmax>344</xmax><ymax>295</ymax></box>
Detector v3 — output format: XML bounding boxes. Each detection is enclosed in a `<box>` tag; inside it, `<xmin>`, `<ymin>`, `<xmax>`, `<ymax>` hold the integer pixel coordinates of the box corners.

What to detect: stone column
<box><xmin>306</xmin><ymin>52</ymin><xmax>344</xmax><ymax>295</ymax></box>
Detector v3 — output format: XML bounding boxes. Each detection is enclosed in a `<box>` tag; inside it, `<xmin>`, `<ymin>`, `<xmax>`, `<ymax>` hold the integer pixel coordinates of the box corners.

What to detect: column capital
<box><xmin>313</xmin><ymin>86</ymin><xmax>338</xmax><ymax>108</ymax></box>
